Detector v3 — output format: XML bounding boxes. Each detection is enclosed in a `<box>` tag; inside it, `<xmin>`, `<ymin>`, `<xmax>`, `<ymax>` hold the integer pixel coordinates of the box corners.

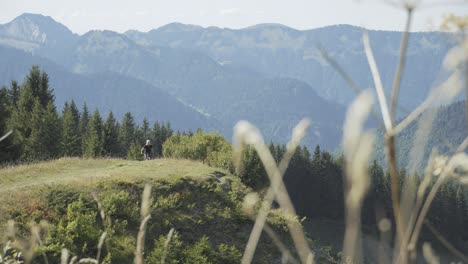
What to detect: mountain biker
<box><xmin>141</xmin><ymin>139</ymin><xmax>153</xmax><ymax>160</ymax></box>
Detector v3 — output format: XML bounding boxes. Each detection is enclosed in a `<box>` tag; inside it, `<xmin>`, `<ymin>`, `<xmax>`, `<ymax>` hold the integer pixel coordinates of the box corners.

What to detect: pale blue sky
<box><xmin>0</xmin><ymin>0</ymin><xmax>466</xmax><ymax>34</ymax></box>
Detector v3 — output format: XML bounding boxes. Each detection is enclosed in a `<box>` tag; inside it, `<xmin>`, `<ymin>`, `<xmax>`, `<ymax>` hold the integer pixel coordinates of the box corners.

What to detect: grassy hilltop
<box><xmin>0</xmin><ymin>158</ymin><xmax>336</xmax><ymax>263</ymax></box>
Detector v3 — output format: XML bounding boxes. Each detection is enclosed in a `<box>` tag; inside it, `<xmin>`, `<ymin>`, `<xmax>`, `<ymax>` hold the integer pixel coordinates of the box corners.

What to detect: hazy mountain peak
<box><xmin>155</xmin><ymin>22</ymin><xmax>203</xmax><ymax>33</ymax></box>
<box><xmin>242</xmin><ymin>23</ymin><xmax>298</xmax><ymax>32</ymax></box>
<box><xmin>0</xmin><ymin>13</ymin><xmax>76</xmax><ymax>45</ymax></box>
<box><xmin>14</xmin><ymin>13</ymin><xmax>54</xmax><ymax>22</ymax></box>
<box><xmin>79</xmin><ymin>30</ymin><xmax>135</xmax><ymax>54</ymax></box>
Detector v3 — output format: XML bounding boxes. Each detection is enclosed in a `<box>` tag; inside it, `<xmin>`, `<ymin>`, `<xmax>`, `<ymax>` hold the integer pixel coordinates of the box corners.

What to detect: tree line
<box><xmin>162</xmin><ymin>124</ymin><xmax>468</xmax><ymax>252</ymax></box>
<box><xmin>0</xmin><ymin>65</ymin><xmax>173</xmax><ymax>162</ymax></box>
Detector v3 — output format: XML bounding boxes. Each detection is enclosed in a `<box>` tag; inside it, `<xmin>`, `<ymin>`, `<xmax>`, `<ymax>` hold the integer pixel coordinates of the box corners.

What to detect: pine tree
<box><xmin>83</xmin><ymin>110</ymin><xmax>103</xmax><ymax>158</ymax></box>
<box><xmin>70</xmin><ymin>100</ymin><xmax>81</xmax><ymax>153</ymax></box>
<box><xmin>79</xmin><ymin>104</ymin><xmax>90</xmax><ymax>155</ymax></box>
<box><xmin>119</xmin><ymin>112</ymin><xmax>135</xmax><ymax>156</ymax></box>
<box><xmin>7</xmin><ymin>80</ymin><xmax>20</xmax><ymax>108</ymax></box>
<box><xmin>102</xmin><ymin>112</ymin><xmax>120</xmax><ymax>157</ymax></box>
<box><xmin>62</xmin><ymin>101</ymin><xmax>81</xmax><ymax>156</ymax></box>
<box><xmin>21</xmin><ymin>101</ymin><xmax>61</xmax><ymax>160</ymax></box>
<box><xmin>42</xmin><ymin>102</ymin><xmax>62</xmax><ymax>158</ymax></box>
<box><xmin>153</xmin><ymin>121</ymin><xmax>173</xmax><ymax>157</ymax></box>
<box><xmin>39</xmin><ymin>70</ymin><xmax>54</xmax><ymax>107</ymax></box>
<box><xmin>24</xmin><ymin>99</ymin><xmax>46</xmax><ymax>160</ymax></box>
<box><xmin>152</xmin><ymin>121</ymin><xmax>162</xmax><ymax>157</ymax></box>
<box><xmin>25</xmin><ymin>65</ymin><xmax>54</xmax><ymax>107</ymax></box>
<box><xmin>69</xmin><ymin>100</ymin><xmax>80</xmax><ymax>125</ymax></box>
<box><xmin>8</xmin><ymin>84</ymin><xmax>35</xmax><ymax>158</ymax></box>
<box><xmin>0</xmin><ymin>87</ymin><xmax>16</xmax><ymax>162</ymax></box>
<box><xmin>140</xmin><ymin>118</ymin><xmax>150</xmax><ymax>142</ymax></box>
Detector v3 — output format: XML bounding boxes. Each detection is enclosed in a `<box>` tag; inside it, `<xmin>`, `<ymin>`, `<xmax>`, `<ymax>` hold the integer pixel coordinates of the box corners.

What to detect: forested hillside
<box><xmin>374</xmin><ymin>101</ymin><xmax>467</xmax><ymax>172</ymax></box>
<box><xmin>0</xmin><ymin>46</ymin><xmax>216</xmax><ymax>132</ymax></box>
<box><xmin>0</xmin><ymin>13</ymin><xmax>456</xmax><ymax>149</ymax></box>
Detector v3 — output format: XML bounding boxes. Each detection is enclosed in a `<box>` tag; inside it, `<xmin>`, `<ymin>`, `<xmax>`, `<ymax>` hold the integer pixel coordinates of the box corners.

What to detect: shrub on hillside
<box><xmin>163</xmin><ymin>131</ymin><xmax>233</xmax><ymax>172</ymax></box>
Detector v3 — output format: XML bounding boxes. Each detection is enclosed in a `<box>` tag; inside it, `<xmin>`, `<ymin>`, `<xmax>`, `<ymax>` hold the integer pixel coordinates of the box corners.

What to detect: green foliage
<box><xmin>83</xmin><ymin>110</ymin><xmax>104</xmax><ymax>158</ymax></box>
<box><xmin>102</xmin><ymin>112</ymin><xmax>120</xmax><ymax>157</ymax></box>
<box><xmin>79</xmin><ymin>103</ymin><xmax>90</xmax><ymax>152</ymax></box>
<box><xmin>119</xmin><ymin>112</ymin><xmax>136</xmax><ymax>156</ymax></box>
<box><xmin>61</xmin><ymin>101</ymin><xmax>81</xmax><ymax>157</ymax></box>
<box><xmin>99</xmin><ymin>190</ymin><xmax>139</xmax><ymax>232</ymax></box>
<box><xmin>127</xmin><ymin>143</ymin><xmax>143</xmax><ymax>161</ymax></box>
<box><xmin>46</xmin><ymin>195</ymin><xmax>101</xmax><ymax>259</ymax></box>
<box><xmin>182</xmin><ymin>236</ymin><xmax>215</xmax><ymax>264</ymax></box>
<box><xmin>152</xmin><ymin>122</ymin><xmax>173</xmax><ymax>157</ymax></box>
<box><xmin>147</xmin><ymin>231</ymin><xmax>184</xmax><ymax>264</ymax></box>
<box><xmin>237</xmin><ymin>146</ymin><xmax>268</xmax><ymax>190</ymax></box>
<box><xmin>0</xmin><ymin>86</ymin><xmax>17</xmax><ymax>162</ymax></box>
<box><xmin>22</xmin><ymin>101</ymin><xmax>61</xmax><ymax>160</ymax></box>
<box><xmin>25</xmin><ymin>65</ymin><xmax>54</xmax><ymax>108</ymax></box>
<box><xmin>4</xmin><ymin>66</ymin><xmax>60</xmax><ymax>161</ymax></box>
<box><xmin>163</xmin><ymin>130</ymin><xmax>233</xmax><ymax>171</ymax></box>
<box><xmin>216</xmin><ymin>243</ymin><xmax>242</xmax><ymax>264</ymax></box>
<box><xmin>135</xmin><ymin>118</ymin><xmax>151</xmax><ymax>145</ymax></box>
<box><xmin>147</xmin><ymin>233</ymin><xmax>241</xmax><ymax>264</ymax></box>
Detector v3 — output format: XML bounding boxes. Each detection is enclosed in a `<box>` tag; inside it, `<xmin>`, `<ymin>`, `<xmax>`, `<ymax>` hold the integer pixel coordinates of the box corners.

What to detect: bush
<box><xmin>45</xmin><ymin>195</ymin><xmax>102</xmax><ymax>260</ymax></box>
<box><xmin>147</xmin><ymin>231</ymin><xmax>184</xmax><ymax>264</ymax></box>
<box><xmin>127</xmin><ymin>143</ymin><xmax>143</xmax><ymax>161</ymax></box>
<box><xmin>163</xmin><ymin>131</ymin><xmax>233</xmax><ymax>172</ymax></box>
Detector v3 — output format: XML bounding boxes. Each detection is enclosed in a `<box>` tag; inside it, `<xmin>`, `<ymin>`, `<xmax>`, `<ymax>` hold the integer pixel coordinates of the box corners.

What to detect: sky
<box><xmin>0</xmin><ymin>0</ymin><xmax>466</xmax><ymax>34</ymax></box>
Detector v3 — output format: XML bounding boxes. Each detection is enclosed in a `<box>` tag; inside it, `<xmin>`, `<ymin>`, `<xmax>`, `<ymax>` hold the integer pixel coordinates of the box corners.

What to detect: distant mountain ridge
<box><xmin>124</xmin><ymin>22</ymin><xmax>453</xmax><ymax>110</ymax></box>
<box><xmin>374</xmin><ymin>100</ymin><xmax>467</xmax><ymax>172</ymax></box>
<box><xmin>0</xmin><ymin>13</ymin><xmax>457</xmax><ymax>149</ymax></box>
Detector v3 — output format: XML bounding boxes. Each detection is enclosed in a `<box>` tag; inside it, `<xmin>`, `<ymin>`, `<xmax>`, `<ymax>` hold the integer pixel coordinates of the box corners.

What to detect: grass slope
<box><xmin>0</xmin><ymin>158</ymin><xmax>214</xmax><ymax>195</ymax></box>
<box><xmin>0</xmin><ymin>158</ymin><xmax>336</xmax><ymax>263</ymax></box>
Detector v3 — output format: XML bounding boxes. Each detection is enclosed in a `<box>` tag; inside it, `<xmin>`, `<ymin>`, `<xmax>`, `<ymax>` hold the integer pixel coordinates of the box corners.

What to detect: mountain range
<box><xmin>0</xmin><ymin>13</ymin><xmax>457</xmax><ymax>149</ymax></box>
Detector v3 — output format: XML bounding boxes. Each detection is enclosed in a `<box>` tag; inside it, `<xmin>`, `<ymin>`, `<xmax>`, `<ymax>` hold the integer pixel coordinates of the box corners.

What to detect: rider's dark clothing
<box><xmin>142</xmin><ymin>144</ymin><xmax>153</xmax><ymax>159</ymax></box>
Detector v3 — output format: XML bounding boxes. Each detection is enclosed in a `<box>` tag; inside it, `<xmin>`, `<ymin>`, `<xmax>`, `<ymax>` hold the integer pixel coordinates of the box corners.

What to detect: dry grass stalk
<box><xmin>407</xmin><ymin>151</ymin><xmax>468</xmax><ymax>259</ymax></box>
<box><xmin>392</xmin><ymin>71</ymin><xmax>463</xmax><ymax>135</ymax></box>
<box><xmin>0</xmin><ymin>130</ymin><xmax>12</xmax><ymax>142</ymax></box>
<box><xmin>396</xmin><ymin>150</ymin><xmax>437</xmax><ymax>263</ymax></box>
<box><xmin>363</xmin><ymin>33</ymin><xmax>406</xmax><ymax>252</ymax></box>
<box><xmin>422</xmin><ymin>242</ymin><xmax>439</xmax><ymax>264</ymax></box>
<box><xmin>363</xmin><ymin>32</ymin><xmax>392</xmax><ymax>131</ymax></box>
<box><xmin>318</xmin><ymin>47</ymin><xmax>385</xmax><ymax>127</ymax></box>
<box><xmin>69</xmin><ymin>256</ymin><xmax>78</xmax><ymax>264</ymax></box>
<box><xmin>377</xmin><ymin>218</ymin><xmax>392</xmax><ymax>264</ymax></box>
<box><xmin>424</xmin><ymin>220</ymin><xmax>468</xmax><ymax>263</ymax></box>
<box><xmin>390</xmin><ymin>7</ymin><xmax>414</xmax><ymax>120</ymax></box>
<box><xmin>342</xmin><ymin>90</ymin><xmax>375</xmax><ymax>264</ymax></box>
<box><xmin>242</xmin><ymin>195</ymin><xmax>299</xmax><ymax>264</ymax></box>
<box><xmin>96</xmin><ymin>231</ymin><xmax>107</xmax><ymax>263</ymax></box>
<box><xmin>91</xmin><ymin>192</ymin><xmax>106</xmax><ymax>224</ymax></box>
<box><xmin>92</xmin><ymin>192</ymin><xmax>110</xmax><ymax>262</ymax></box>
<box><xmin>161</xmin><ymin>228</ymin><xmax>175</xmax><ymax>264</ymax></box>
<box><xmin>61</xmin><ymin>248</ymin><xmax>69</xmax><ymax>264</ymax></box>
<box><xmin>134</xmin><ymin>183</ymin><xmax>152</xmax><ymax>264</ymax></box>
<box><xmin>33</xmin><ymin>221</ymin><xmax>49</xmax><ymax>264</ymax></box>
<box><xmin>77</xmin><ymin>258</ymin><xmax>98</xmax><ymax>263</ymax></box>
<box><xmin>397</xmin><ymin>108</ymin><xmax>436</xmax><ymax>262</ymax></box>
<box><xmin>234</xmin><ymin>119</ymin><xmax>313</xmax><ymax>264</ymax></box>
<box><xmin>239</xmin><ymin>120</ymin><xmax>310</xmax><ymax>264</ymax></box>
<box><xmin>442</xmin><ymin>15</ymin><xmax>468</xmax><ymax>130</ymax></box>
